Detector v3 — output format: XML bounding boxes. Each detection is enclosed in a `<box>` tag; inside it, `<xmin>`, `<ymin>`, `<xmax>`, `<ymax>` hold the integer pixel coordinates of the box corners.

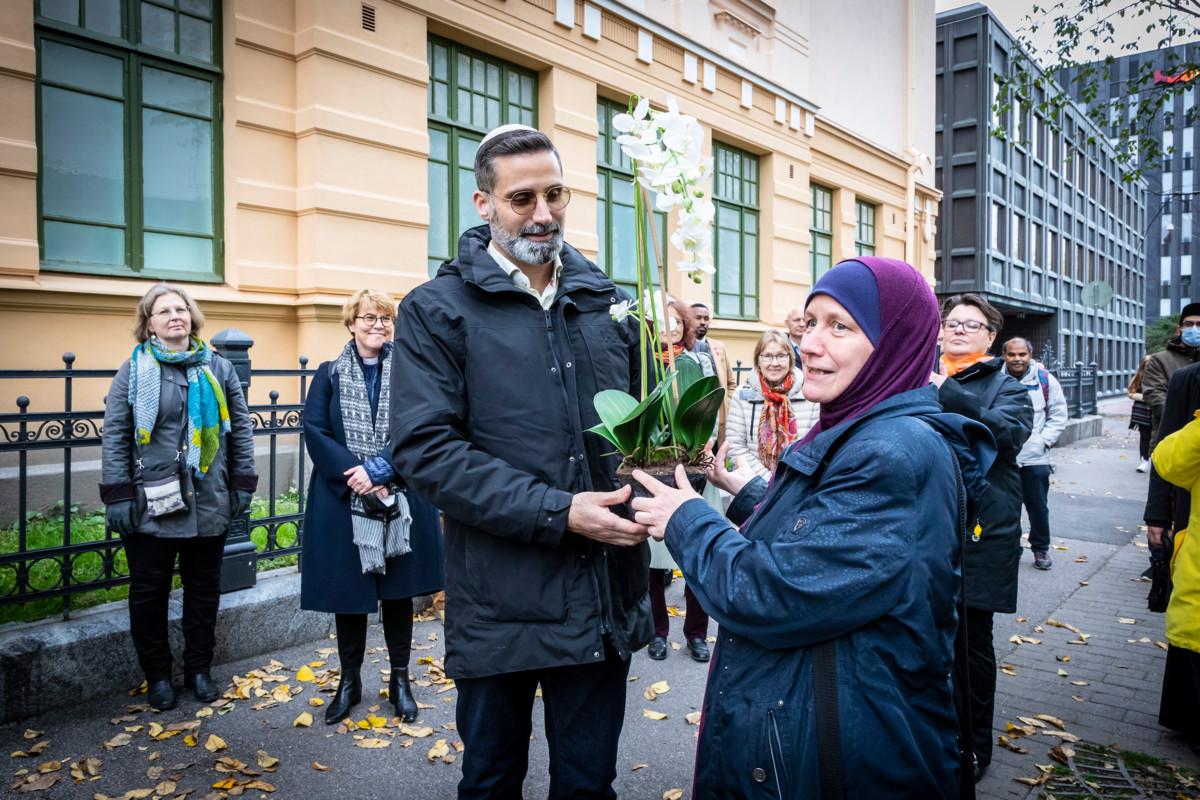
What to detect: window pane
<box><xmin>596</xmin><ymin>175</ymin><xmax>607</xmax><ymax>275</ymax></box>
<box><xmin>42</xmin><ymin>86</ymin><xmax>125</xmax><ymax>224</ymax></box>
<box><xmin>179</xmin><ymin>0</ymin><xmax>212</xmax><ymax>15</ymax></box>
<box><xmin>140</xmin><ymin>2</ymin><xmax>175</xmax><ymax>52</ymax></box>
<box><xmin>717</xmin><ymin>227</ymin><xmax>742</xmax><ymax>294</ymax></box>
<box><xmin>84</xmin><ymin>0</ymin><xmax>121</xmax><ymax>36</ymax></box>
<box><xmin>40</xmin><ymin>0</ymin><xmax>79</xmax><ymax>26</ymax></box>
<box><xmin>427</xmin><ymin>160</ymin><xmax>449</xmax><ymax>269</ymax></box>
<box><xmin>41</xmin><ymin>40</ymin><xmax>122</xmax><ymax>96</ymax></box>
<box><xmin>611</xmin><ymin>196</ymin><xmax>637</xmax><ymax>285</ymax></box>
<box><xmin>44</xmin><ymin>220</ymin><xmax>124</xmax><ymax>265</ymax></box>
<box><xmin>144</xmin><ymin>232</ymin><xmax>212</xmax><ymax>272</ymax></box>
<box><xmin>143</xmin><ymin>67</ymin><xmax>211</xmax><ymax>116</ymax></box>
<box><xmin>179</xmin><ymin>15</ymin><xmax>213</xmax><ymax>62</ymax></box>
<box><xmin>142</xmin><ymin>109</ymin><xmax>212</xmax><ymax>233</ymax></box>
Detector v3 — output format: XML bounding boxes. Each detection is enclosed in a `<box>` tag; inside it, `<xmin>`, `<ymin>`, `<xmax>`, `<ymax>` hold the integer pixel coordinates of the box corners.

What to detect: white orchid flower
<box><xmin>609</xmin><ymin>298</ymin><xmax>636</xmax><ymax>323</ymax></box>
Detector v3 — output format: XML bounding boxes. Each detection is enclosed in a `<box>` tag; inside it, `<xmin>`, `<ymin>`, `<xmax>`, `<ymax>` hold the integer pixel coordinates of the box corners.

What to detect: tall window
<box><xmin>596</xmin><ymin>99</ymin><xmax>666</xmax><ymax>296</ymax></box>
<box><xmin>712</xmin><ymin>142</ymin><xmax>759</xmax><ymax>320</ymax></box>
<box><xmin>36</xmin><ymin>0</ymin><xmax>222</xmax><ymax>280</ymax></box>
<box><xmin>426</xmin><ymin>37</ymin><xmax>536</xmax><ymax>275</ymax></box>
<box><xmin>854</xmin><ymin>200</ymin><xmax>875</xmax><ymax>256</ymax></box>
<box><xmin>810</xmin><ymin>185</ymin><xmax>833</xmax><ymax>281</ymax></box>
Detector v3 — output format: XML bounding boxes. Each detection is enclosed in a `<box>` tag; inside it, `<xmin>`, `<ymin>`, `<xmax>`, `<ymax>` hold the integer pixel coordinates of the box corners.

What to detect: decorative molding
<box><xmin>775</xmin><ymin>97</ymin><xmax>786</xmax><ymax>124</ymax></box>
<box><xmin>713</xmin><ymin>9</ymin><xmax>761</xmax><ymax>38</ymax></box>
<box><xmin>740</xmin><ymin>80</ymin><xmax>752</xmax><ymax>109</ymax></box>
<box><xmin>789</xmin><ymin>104</ymin><xmax>800</xmax><ymax>131</ymax></box>
<box><xmin>555</xmin><ymin>0</ymin><xmax>575</xmax><ymax>29</ymax></box>
<box><xmin>683</xmin><ymin>51</ymin><xmax>697</xmax><ymax>83</ymax></box>
<box><xmin>583</xmin><ymin>4</ymin><xmax>602</xmax><ymax>40</ymax></box>
<box><xmin>702</xmin><ymin>61</ymin><xmax>716</xmax><ymax>92</ymax></box>
<box><xmin>637</xmin><ymin>29</ymin><xmax>653</xmax><ymax>63</ymax></box>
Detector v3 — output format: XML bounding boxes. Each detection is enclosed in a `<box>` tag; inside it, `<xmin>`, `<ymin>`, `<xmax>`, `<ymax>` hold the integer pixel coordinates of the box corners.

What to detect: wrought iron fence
<box><xmin>0</xmin><ymin>341</ymin><xmax>313</xmax><ymax>619</ymax></box>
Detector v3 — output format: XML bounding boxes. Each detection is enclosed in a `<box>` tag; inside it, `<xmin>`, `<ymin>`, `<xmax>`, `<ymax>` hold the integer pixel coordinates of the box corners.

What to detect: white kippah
<box><xmin>479</xmin><ymin>123</ymin><xmax>539</xmax><ymax>148</ymax></box>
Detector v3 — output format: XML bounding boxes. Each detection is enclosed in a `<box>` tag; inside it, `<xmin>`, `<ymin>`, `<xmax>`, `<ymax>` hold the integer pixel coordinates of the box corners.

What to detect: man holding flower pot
<box><xmin>390</xmin><ymin>125</ymin><xmax>652</xmax><ymax>800</ymax></box>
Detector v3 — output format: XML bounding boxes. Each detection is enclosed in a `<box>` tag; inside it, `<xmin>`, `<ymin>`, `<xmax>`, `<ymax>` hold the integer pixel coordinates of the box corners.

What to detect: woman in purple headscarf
<box><xmin>632</xmin><ymin>258</ymin><xmax>994</xmax><ymax>799</ymax></box>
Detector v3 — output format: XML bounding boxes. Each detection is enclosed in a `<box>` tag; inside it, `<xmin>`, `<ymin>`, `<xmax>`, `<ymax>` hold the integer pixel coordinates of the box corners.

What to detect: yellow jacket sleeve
<box><xmin>1152</xmin><ymin>411</ymin><xmax>1200</xmax><ymax>491</ymax></box>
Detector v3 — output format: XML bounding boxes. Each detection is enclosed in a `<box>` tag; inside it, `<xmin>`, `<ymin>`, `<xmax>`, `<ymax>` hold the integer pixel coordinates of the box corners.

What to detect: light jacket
<box><xmin>725</xmin><ymin>368</ymin><xmax>819</xmax><ymax>479</ymax></box>
<box><xmin>1151</xmin><ymin>411</ymin><xmax>1200</xmax><ymax>653</ymax></box>
<box><xmin>1145</xmin><ymin>337</ymin><xmax>1200</xmax><ymax>447</ymax></box>
<box><xmin>1003</xmin><ymin>364</ymin><xmax>1069</xmax><ymax>467</ymax></box>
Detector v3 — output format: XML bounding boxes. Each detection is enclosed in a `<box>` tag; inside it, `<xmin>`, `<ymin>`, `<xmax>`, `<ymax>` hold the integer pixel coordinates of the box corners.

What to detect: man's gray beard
<box><xmin>489</xmin><ymin>209</ymin><xmax>563</xmax><ymax>266</ymax></box>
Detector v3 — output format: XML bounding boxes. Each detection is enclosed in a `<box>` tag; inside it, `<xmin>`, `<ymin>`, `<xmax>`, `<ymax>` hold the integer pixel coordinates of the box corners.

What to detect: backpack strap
<box><xmin>813</xmin><ymin>640</ymin><xmax>844</xmax><ymax>799</ymax></box>
<box><xmin>1037</xmin><ymin>368</ymin><xmax>1050</xmax><ymax>409</ymax></box>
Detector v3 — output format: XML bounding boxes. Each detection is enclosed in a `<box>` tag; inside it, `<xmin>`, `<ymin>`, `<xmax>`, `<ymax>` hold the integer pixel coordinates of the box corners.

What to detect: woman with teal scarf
<box><xmin>100</xmin><ymin>284</ymin><xmax>257</xmax><ymax>711</ymax></box>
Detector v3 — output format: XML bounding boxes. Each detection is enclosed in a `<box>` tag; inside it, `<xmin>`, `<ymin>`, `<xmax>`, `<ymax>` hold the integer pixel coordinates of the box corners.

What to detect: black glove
<box><xmin>105</xmin><ymin>500</ymin><xmax>136</xmax><ymax>537</ymax></box>
<box><xmin>231</xmin><ymin>490</ymin><xmax>254</xmax><ymax>518</ymax></box>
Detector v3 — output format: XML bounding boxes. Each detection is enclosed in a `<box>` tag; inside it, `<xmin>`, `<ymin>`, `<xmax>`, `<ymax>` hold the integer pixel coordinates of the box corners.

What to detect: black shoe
<box><xmin>324</xmin><ymin>670</ymin><xmax>361</xmax><ymax>725</ymax></box>
<box><xmin>147</xmin><ymin>678</ymin><xmax>177</xmax><ymax>711</ymax></box>
<box><xmin>1033</xmin><ymin>550</ymin><xmax>1053</xmax><ymax>570</ymax></box>
<box><xmin>972</xmin><ymin>755</ymin><xmax>988</xmax><ymax>784</ymax></box>
<box><xmin>647</xmin><ymin>637</ymin><xmax>668</xmax><ymax>661</ymax></box>
<box><xmin>389</xmin><ymin>667</ymin><xmax>419</xmax><ymax>723</ymax></box>
<box><xmin>686</xmin><ymin>637</ymin><xmax>711</xmax><ymax>662</ymax></box>
<box><xmin>184</xmin><ymin>671</ymin><xmax>219</xmax><ymax>703</ymax></box>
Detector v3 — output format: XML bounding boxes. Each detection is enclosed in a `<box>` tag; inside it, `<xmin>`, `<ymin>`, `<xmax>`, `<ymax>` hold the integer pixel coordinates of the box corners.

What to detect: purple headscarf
<box><xmin>798</xmin><ymin>256</ymin><xmax>940</xmax><ymax>443</ymax></box>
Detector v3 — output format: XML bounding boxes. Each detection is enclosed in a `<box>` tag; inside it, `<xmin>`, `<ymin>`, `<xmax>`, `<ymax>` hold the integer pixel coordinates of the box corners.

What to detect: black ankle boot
<box><xmin>147</xmin><ymin>678</ymin><xmax>177</xmax><ymax>711</ymax></box>
<box><xmin>324</xmin><ymin>669</ymin><xmax>361</xmax><ymax>725</ymax></box>
<box><xmin>389</xmin><ymin>667</ymin><xmax>418</xmax><ymax>723</ymax></box>
<box><xmin>184</xmin><ymin>671</ymin><xmax>219</xmax><ymax>703</ymax></box>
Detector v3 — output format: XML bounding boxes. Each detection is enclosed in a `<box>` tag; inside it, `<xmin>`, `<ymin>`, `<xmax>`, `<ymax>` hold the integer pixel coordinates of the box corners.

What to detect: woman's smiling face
<box><xmin>799</xmin><ymin>295</ymin><xmax>875</xmax><ymax>404</ymax></box>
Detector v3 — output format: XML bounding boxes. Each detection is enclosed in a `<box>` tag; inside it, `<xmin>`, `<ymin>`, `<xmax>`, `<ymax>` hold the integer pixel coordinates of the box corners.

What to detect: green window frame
<box><xmin>712</xmin><ymin>142</ymin><xmax>759</xmax><ymax>320</ymax></box>
<box><xmin>426</xmin><ymin>36</ymin><xmax>537</xmax><ymax>276</ymax></box>
<box><xmin>855</xmin><ymin>200</ymin><xmax>876</xmax><ymax>256</ymax></box>
<box><xmin>35</xmin><ymin>0</ymin><xmax>223</xmax><ymax>282</ymax></box>
<box><xmin>810</xmin><ymin>184</ymin><xmax>833</xmax><ymax>282</ymax></box>
<box><xmin>596</xmin><ymin>99</ymin><xmax>666</xmax><ymax>297</ymax></box>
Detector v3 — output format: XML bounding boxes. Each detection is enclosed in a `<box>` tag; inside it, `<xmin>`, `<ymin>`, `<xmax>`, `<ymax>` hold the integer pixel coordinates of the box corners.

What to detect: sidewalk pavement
<box><xmin>3</xmin><ymin>413</ymin><xmax>1195</xmax><ymax>799</ymax></box>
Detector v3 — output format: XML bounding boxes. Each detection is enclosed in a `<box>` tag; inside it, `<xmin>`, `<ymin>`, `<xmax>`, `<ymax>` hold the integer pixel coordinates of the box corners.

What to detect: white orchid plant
<box><xmin>588</xmin><ymin>96</ymin><xmax>724</xmax><ymax>471</ymax></box>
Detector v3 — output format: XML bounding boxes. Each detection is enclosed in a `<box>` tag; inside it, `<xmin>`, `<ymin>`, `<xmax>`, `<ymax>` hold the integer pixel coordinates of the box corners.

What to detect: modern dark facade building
<box><xmin>935</xmin><ymin>4</ymin><xmax>1147</xmax><ymax>395</ymax></box>
<box><xmin>1060</xmin><ymin>44</ymin><xmax>1198</xmax><ymax>327</ymax></box>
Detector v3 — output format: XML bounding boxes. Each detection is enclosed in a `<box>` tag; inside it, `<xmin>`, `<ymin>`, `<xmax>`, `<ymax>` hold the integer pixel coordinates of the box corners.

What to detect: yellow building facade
<box><xmin>0</xmin><ymin>0</ymin><xmax>939</xmax><ymax>408</ymax></box>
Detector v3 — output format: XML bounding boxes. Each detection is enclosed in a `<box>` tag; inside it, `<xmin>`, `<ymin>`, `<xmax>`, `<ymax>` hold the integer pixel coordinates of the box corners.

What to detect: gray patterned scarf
<box><xmin>335</xmin><ymin>341</ymin><xmax>411</xmax><ymax>574</ymax></box>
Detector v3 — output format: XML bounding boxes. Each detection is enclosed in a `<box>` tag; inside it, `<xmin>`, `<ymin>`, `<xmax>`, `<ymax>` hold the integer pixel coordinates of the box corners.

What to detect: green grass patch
<box><xmin>1</xmin><ymin>491</ymin><xmax>303</xmax><ymax>624</ymax></box>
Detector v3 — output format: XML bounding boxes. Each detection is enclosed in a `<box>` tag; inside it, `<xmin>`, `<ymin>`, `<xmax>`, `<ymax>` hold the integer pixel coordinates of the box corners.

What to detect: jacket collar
<box><xmin>779</xmin><ymin>386</ymin><xmax>943</xmax><ymax>476</ymax></box>
<box><xmin>951</xmin><ymin>355</ymin><xmax>1004</xmax><ymax>382</ymax></box>
<box><xmin>438</xmin><ymin>225</ymin><xmax>617</xmax><ymax>301</ymax></box>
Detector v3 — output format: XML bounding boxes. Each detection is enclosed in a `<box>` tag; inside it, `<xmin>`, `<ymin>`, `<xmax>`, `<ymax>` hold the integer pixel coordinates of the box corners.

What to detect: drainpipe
<box><xmin>905</xmin><ymin>147</ymin><xmax>932</xmax><ymax>265</ymax></box>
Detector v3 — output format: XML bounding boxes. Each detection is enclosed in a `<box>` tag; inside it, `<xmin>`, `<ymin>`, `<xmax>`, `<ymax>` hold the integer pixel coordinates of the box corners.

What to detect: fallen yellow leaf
<box><xmin>428</xmin><ymin>739</ymin><xmax>451</xmax><ymax>761</ymax></box>
<box><xmin>309</xmin><ymin>697</ymin><xmax>325</xmax><ymax>707</ymax></box>
<box><xmin>294</xmin><ymin>712</ymin><xmax>314</xmax><ymax>728</ymax></box>
<box><xmin>154</xmin><ymin>780</ymin><xmax>177</xmax><ymax>795</ymax></box>
<box><xmin>1118</xmin><ymin>617</ymin><xmax>1136</xmax><ymax>624</ymax></box>
<box><xmin>649</xmin><ymin>680</ymin><xmax>670</xmax><ymax>695</ymax></box>
<box><xmin>399</xmin><ymin>724</ymin><xmax>434</xmax><ymax>738</ymax></box>
<box><xmin>632</xmin><ymin>763</ymin><xmax>649</xmax><ymax>771</ymax></box>
<box><xmin>312</xmin><ymin>761</ymin><xmax>330</xmax><ymax>771</ymax></box>
<box><xmin>195</xmin><ymin>706</ymin><xmax>213</xmax><ymax>718</ymax></box>
<box><xmin>1035</xmin><ymin>714</ymin><xmax>1065</xmax><ymax>730</ymax></box>
<box><xmin>367</xmin><ymin>714</ymin><xmax>388</xmax><ymax>729</ymax></box>
<box><xmin>183</xmin><ymin>734</ymin><xmax>197</xmax><ymax>747</ymax></box>
<box><xmin>22</xmin><ymin>730</ymin><xmax>41</xmax><ymax>740</ymax></box>
<box><xmin>356</xmin><ymin>738</ymin><xmax>390</xmax><ymax>749</ymax></box>
<box><xmin>103</xmin><ymin>733</ymin><xmax>131</xmax><ymax>749</ymax></box>
<box><xmin>257</xmin><ymin>750</ymin><xmax>280</xmax><ymax>770</ymax></box>
<box><xmin>204</xmin><ymin>734</ymin><xmax>227</xmax><ymax>752</ymax></box>
<box><xmin>663</xmin><ymin>789</ymin><xmax>684</xmax><ymax>800</ymax></box>
<box><xmin>642</xmin><ymin>709</ymin><xmax>668</xmax><ymax>721</ymax></box>
<box><xmin>296</xmin><ymin>666</ymin><xmax>316</xmax><ymax>683</ymax></box>
<box><xmin>685</xmin><ymin>711</ymin><xmax>702</xmax><ymax>725</ymax></box>
<box><xmin>1056</xmin><ymin>668</ymin><xmax>1069</xmax><ymax>677</ymax></box>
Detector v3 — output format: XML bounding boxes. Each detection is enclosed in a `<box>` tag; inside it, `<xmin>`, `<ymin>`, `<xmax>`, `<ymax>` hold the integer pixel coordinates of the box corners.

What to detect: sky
<box><xmin>935</xmin><ymin>0</ymin><xmax>1199</xmax><ymax>66</ymax></box>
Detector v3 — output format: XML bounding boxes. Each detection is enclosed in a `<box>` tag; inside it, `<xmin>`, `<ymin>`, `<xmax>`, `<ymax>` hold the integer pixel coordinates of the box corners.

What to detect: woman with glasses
<box><xmin>725</xmin><ymin>329</ymin><xmax>818</xmax><ymax>479</ymax></box>
<box><xmin>929</xmin><ymin>293</ymin><xmax>1033</xmax><ymax>783</ymax></box>
<box><xmin>299</xmin><ymin>290</ymin><xmax>444</xmax><ymax>725</ymax></box>
<box><xmin>100</xmin><ymin>283</ymin><xmax>257</xmax><ymax>710</ymax></box>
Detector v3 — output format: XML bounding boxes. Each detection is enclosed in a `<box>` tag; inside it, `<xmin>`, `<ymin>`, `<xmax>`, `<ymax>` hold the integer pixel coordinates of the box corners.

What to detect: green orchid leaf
<box><xmin>593</xmin><ymin>390</ymin><xmax>639</xmax><ymax>429</ymax></box>
<box><xmin>672</xmin><ymin>377</ymin><xmax>725</xmax><ymax>453</ymax></box>
<box><xmin>662</xmin><ymin>357</ymin><xmax>703</xmax><ymax>416</ymax></box>
<box><xmin>613</xmin><ymin>390</ymin><xmax>665</xmax><ymax>460</ymax></box>
<box><xmin>585</xmin><ymin>420</ymin><xmax>624</xmax><ymax>451</ymax></box>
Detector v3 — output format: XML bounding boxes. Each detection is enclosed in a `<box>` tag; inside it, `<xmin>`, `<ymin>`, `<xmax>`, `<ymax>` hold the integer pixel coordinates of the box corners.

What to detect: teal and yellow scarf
<box><xmin>128</xmin><ymin>336</ymin><xmax>230</xmax><ymax>478</ymax></box>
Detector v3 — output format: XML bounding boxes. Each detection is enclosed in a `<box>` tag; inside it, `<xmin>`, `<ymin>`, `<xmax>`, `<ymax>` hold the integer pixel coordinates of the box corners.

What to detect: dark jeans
<box><xmin>1138</xmin><ymin>424</ymin><xmax>1152</xmax><ymax>460</ymax></box>
<box><xmin>334</xmin><ymin>597</ymin><xmax>414</xmax><ymax>672</ymax></box>
<box><xmin>123</xmin><ymin>533</ymin><xmax>225</xmax><ymax>682</ymax></box>
<box><xmin>455</xmin><ymin>639</ymin><xmax>631</xmax><ymax>800</ymax></box>
<box><xmin>1020</xmin><ymin>465</ymin><xmax>1053</xmax><ymax>553</ymax></box>
<box><xmin>648</xmin><ymin>568</ymin><xmax>709</xmax><ymax>640</ymax></box>
<box><xmin>953</xmin><ymin>607</ymin><xmax>996</xmax><ymax>768</ymax></box>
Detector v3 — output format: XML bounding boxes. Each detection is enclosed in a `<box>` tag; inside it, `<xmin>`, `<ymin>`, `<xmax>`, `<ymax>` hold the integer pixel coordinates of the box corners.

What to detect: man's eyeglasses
<box><xmin>152</xmin><ymin>306</ymin><xmax>190</xmax><ymax>319</ymax></box>
<box><xmin>356</xmin><ymin>314</ymin><xmax>394</xmax><ymax>328</ymax></box>
<box><xmin>758</xmin><ymin>353</ymin><xmax>791</xmax><ymax>364</ymax></box>
<box><xmin>492</xmin><ymin>186</ymin><xmax>572</xmax><ymax>216</ymax></box>
<box><xmin>942</xmin><ymin>319</ymin><xmax>991</xmax><ymax>333</ymax></box>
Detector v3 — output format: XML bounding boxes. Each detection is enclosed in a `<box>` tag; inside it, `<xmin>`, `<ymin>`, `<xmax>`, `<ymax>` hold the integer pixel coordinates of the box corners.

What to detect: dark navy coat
<box><xmin>665</xmin><ymin>387</ymin><xmax>995</xmax><ymax>799</ymax></box>
<box><xmin>389</xmin><ymin>225</ymin><xmax>652</xmax><ymax>679</ymax></box>
<box><xmin>938</xmin><ymin>357</ymin><xmax>1033</xmax><ymax>613</ymax></box>
<box><xmin>299</xmin><ymin>359</ymin><xmax>444</xmax><ymax>614</ymax></box>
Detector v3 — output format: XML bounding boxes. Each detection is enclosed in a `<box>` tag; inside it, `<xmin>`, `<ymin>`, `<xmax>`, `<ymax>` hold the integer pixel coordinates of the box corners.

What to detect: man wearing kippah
<box><xmin>390</xmin><ymin>124</ymin><xmax>652</xmax><ymax>799</ymax></box>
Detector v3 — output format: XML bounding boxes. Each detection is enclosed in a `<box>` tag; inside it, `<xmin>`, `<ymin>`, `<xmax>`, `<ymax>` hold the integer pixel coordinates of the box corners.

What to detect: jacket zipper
<box><xmin>544</xmin><ymin>307</ymin><xmax>614</xmax><ymax>637</ymax></box>
<box><xmin>767</xmin><ymin>709</ymin><xmax>789</xmax><ymax>797</ymax></box>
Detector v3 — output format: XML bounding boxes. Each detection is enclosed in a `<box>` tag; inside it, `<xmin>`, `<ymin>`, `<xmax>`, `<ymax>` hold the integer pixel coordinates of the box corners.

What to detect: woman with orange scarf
<box><xmin>726</xmin><ymin>330</ymin><xmax>819</xmax><ymax>479</ymax></box>
<box><xmin>929</xmin><ymin>293</ymin><xmax>1033</xmax><ymax>783</ymax></box>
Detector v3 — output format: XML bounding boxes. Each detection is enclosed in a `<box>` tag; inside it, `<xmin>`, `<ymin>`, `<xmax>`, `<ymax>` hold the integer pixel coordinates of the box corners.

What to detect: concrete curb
<box><xmin>0</xmin><ymin>567</ymin><xmax>431</xmax><ymax>723</ymax></box>
<box><xmin>1057</xmin><ymin>414</ymin><xmax>1103</xmax><ymax>446</ymax></box>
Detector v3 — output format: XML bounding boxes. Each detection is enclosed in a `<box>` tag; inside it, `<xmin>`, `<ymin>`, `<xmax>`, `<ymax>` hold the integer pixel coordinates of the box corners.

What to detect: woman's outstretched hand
<box><xmin>705</xmin><ymin>441</ymin><xmax>755</xmax><ymax>497</ymax></box>
<box><xmin>631</xmin><ymin>465</ymin><xmax>700</xmax><ymax>541</ymax></box>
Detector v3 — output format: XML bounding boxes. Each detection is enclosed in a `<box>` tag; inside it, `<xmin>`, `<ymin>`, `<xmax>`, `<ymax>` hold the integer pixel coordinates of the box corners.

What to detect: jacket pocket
<box><xmin>745</xmin><ymin>707</ymin><xmax>793</xmax><ymax>799</ymax></box>
<box><xmin>465</xmin><ymin>533</ymin><xmax>567</xmax><ymax>623</ymax></box>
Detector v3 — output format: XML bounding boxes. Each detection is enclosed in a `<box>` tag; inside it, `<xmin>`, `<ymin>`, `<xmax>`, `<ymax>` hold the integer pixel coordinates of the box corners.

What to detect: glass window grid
<box><xmin>425</xmin><ymin>37</ymin><xmax>537</xmax><ymax>275</ymax></box>
<box><xmin>37</xmin><ymin>0</ymin><xmax>218</xmax><ymax>68</ymax></box>
<box><xmin>811</xmin><ymin>184</ymin><xmax>833</xmax><ymax>282</ymax></box>
<box><xmin>595</xmin><ymin>99</ymin><xmax>666</xmax><ymax>297</ymax></box>
<box><xmin>712</xmin><ymin>141</ymin><xmax>759</xmax><ymax>320</ymax></box>
<box><xmin>34</xmin><ymin>0</ymin><xmax>222</xmax><ymax>281</ymax></box>
<box><xmin>854</xmin><ymin>199</ymin><xmax>875</xmax><ymax>256</ymax></box>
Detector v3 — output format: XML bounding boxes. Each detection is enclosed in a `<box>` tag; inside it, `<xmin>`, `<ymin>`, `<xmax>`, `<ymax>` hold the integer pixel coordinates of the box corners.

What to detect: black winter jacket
<box><xmin>938</xmin><ymin>357</ymin><xmax>1033</xmax><ymax>613</ymax></box>
<box><xmin>1145</xmin><ymin>361</ymin><xmax>1200</xmax><ymax>531</ymax></box>
<box><xmin>389</xmin><ymin>226</ymin><xmax>652</xmax><ymax>678</ymax></box>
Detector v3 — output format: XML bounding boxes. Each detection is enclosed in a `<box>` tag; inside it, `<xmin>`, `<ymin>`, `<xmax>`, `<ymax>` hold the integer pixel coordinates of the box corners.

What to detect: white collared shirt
<box><xmin>488</xmin><ymin>241</ymin><xmax>562</xmax><ymax>311</ymax></box>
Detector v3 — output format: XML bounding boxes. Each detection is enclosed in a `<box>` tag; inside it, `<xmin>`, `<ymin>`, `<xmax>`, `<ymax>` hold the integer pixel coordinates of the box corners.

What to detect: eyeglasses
<box><xmin>492</xmin><ymin>186</ymin><xmax>572</xmax><ymax>216</ymax></box>
<box><xmin>758</xmin><ymin>353</ymin><xmax>790</xmax><ymax>364</ymax></box>
<box><xmin>942</xmin><ymin>319</ymin><xmax>991</xmax><ymax>333</ymax></box>
<box><xmin>152</xmin><ymin>306</ymin><xmax>190</xmax><ymax>319</ymax></box>
<box><xmin>356</xmin><ymin>314</ymin><xmax>394</xmax><ymax>328</ymax></box>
